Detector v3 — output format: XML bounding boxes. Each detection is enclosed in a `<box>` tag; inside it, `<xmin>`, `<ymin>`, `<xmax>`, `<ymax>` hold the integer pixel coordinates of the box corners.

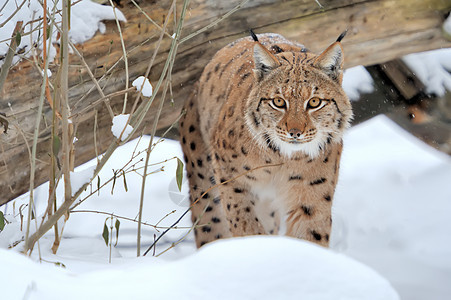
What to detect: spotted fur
<box><xmin>179</xmin><ymin>32</ymin><xmax>352</xmax><ymax>248</ymax></box>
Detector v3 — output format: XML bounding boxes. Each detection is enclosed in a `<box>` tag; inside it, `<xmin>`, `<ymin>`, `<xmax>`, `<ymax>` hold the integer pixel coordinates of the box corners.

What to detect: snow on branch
<box><xmin>132</xmin><ymin>76</ymin><xmax>153</xmax><ymax>97</ymax></box>
<box><xmin>111</xmin><ymin>114</ymin><xmax>133</xmax><ymax>141</ymax></box>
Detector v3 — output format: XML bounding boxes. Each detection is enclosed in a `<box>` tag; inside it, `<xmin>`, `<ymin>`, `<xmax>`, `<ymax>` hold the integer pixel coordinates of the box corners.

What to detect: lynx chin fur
<box><xmin>179</xmin><ymin>31</ymin><xmax>353</xmax><ymax>248</ymax></box>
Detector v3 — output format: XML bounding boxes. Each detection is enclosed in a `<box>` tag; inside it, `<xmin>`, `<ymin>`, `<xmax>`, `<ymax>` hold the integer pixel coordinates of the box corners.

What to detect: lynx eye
<box><xmin>272</xmin><ymin>97</ymin><xmax>286</xmax><ymax>109</ymax></box>
<box><xmin>307</xmin><ymin>97</ymin><xmax>322</xmax><ymax>109</ymax></box>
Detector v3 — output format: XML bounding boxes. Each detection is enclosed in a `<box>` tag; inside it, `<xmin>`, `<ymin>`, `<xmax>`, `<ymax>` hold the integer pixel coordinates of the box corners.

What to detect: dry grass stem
<box><xmin>108</xmin><ymin>0</ymin><xmax>130</xmax><ymax>114</ymax></box>
<box><xmin>137</xmin><ymin>0</ymin><xmax>184</xmax><ymax>257</ymax></box>
<box><xmin>0</xmin><ymin>21</ymin><xmax>23</xmax><ymax>94</ymax></box>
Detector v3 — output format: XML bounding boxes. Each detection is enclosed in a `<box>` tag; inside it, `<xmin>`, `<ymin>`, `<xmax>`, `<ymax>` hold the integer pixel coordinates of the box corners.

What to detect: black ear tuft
<box><xmin>250</xmin><ymin>29</ymin><xmax>259</xmax><ymax>42</ymax></box>
<box><xmin>336</xmin><ymin>29</ymin><xmax>348</xmax><ymax>43</ymax></box>
<box><xmin>313</xmin><ymin>41</ymin><xmax>344</xmax><ymax>84</ymax></box>
<box><xmin>253</xmin><ymin>42</ymin><xmax>281</xmax><ymax>81</ymax></box>
<box><xmin>250</xmin><ymin>30</ymin><xmax>280</xmax><ymax>81</ymax></box>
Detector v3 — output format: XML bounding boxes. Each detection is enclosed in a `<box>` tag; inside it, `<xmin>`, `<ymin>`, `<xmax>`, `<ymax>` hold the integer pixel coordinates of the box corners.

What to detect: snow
<box><xmin>342</xmin><ymin>48</ymin><xmax>451</xmax><ymax>100</ymax></box>
<box><xmin>132</xmin><ymin>76</ymin><xmax>153</xmax><ymax>97</ymax></box>
<box><xmin>342</xmin><ymin>65</ymin><xmax>374</xmax><ymax>100</ymax></box>
<box><xmin>0</xmin><ymin>237</ymin><xmax>398</xmax><ymax>300</ymax></box>
<box><xmin>1</xmin><ymin>115</ymin><xmax>450</xmax><ymax>299</ymax></box>
<box><xmin>111</xmin><ymin>114</ymin><xmax>133</xmax><ymax>141</ymax></box>
<box><xmin>0</xmin><ymin>215</ymin><xmax>22</xmax><ymax>249</ymax></box>
<box><xmin>70</xmin><ymin>165</ymin><xmax>95</xmax><ymax>195</ymax></box>
<box><xmin>403</xmin><ymin>48</ymin><xmax>451</xmax><ymax>96</ymax></box>
<box><xmin>332</xmin><ymin>115</ymin><xmax>451</xmax><ymax>300</ymax></box>
<box><xmin>0</xmin><ymin>0</ymin><xmax>126</xmax><ymax>67</ymax></box>
<box><xmin>68</xmin><ymin>1</ymin><xmax>126</xmax><ymax>44</ymax></box>
<box><xmin>444</xmin><ymin>14</ymin><xmax>451</xmax><ymax>36</ymax></box>
<box><xmin>41</xmin><ymin>69</ymin><xmax>52</xmax><ymax>78</ymax></box>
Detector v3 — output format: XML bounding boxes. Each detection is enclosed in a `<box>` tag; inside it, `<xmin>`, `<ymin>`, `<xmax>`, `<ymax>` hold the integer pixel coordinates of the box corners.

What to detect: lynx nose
<box><xmin>289</xmin><ymin>128</ymin><xmax>302</xmax><ymax>138</ymax></box>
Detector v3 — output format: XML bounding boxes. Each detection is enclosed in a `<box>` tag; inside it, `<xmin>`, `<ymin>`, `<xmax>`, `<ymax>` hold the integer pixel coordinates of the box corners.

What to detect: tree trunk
<box><xmin>0</xmin><ymin>0</ymin><xmax>450</xmax><ymax>205</ymax></box>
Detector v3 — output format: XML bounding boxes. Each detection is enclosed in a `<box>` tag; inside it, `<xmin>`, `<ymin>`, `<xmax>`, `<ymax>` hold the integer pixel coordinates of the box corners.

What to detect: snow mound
<box><xmin>333</xmin><ymin>115</ymin><xmax>451</xmax><ymax>300</ymax></box>
<box><xmin>174</xmin><ymin>237</ymin><xmax>399</xmax><ymax>300</ymax></box>
<box><xmin>0</xmin><ymin>236</ymin><xmax>399</xmax><ymax>300</ymax></box>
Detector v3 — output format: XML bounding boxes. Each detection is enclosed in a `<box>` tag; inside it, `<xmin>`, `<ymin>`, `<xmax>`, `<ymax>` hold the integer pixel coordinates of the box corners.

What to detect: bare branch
<box><xmin>0</xmin><ymin>21</ymin><xmax>23</xmax><ymax>94</ymax></box>
<box><xmin>0</xmin><ymin>0</ymin><xmax>27</xmax><ymax>28</ymax></box>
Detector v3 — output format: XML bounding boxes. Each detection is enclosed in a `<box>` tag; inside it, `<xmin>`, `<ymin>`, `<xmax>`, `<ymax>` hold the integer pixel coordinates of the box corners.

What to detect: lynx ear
<box><xmin>251</xmin><ymin>31</ymin><xmax>280</xmax><ymax>81</ymax></box>
<box><xmin>313</xmin><ymin>31</ymin><xmax>347</xmax><ymax>84</ymax></box>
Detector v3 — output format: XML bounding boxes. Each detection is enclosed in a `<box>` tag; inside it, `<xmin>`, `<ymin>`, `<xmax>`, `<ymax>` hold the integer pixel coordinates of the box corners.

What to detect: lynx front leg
<box><xmin>284</xmin><ymin>181</ymin><xmax>334</xmax><ymax>247</ymax></box>
<box><xmin>284</xmin><ymin>146</ymin><xmax>342</xmax><ymax>247</ymax></box>
<box><xmin>218</xmin><ymin>182</ymin><xmax>267</xmax><ymax>236</ymax></box>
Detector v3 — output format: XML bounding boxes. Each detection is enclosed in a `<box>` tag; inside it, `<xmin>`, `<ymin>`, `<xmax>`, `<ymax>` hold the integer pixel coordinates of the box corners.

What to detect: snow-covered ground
<box><xmin>1</xmin><ymin>115</ymin><xmax>451</xmax><ymax>299</ymax></box>
<box><xmin>333</xmin><ymin>116</ymin><xmax>451</xmax><ymax>300</ymax></box>
<box><xmin>1</xmin><ymin>236</ymin><xmax>399</xmax><ymax>300</ymax></box>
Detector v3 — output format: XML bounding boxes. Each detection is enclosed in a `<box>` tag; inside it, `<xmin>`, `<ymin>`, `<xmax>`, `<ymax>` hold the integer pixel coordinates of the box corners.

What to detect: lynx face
<box><xmin>245</xmin><ymin>48</ymin><xmax>352</xmax><ymax>158</ymax></box>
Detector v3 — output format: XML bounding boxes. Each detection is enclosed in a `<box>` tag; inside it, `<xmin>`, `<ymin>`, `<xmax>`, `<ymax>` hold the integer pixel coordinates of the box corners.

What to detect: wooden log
<box><xmin>379</xmin><ymin>60</ymin><xmax>425</xmax><ymax>101</ymax></box>
<box><xmin>0</xmin><ymin>0</ymin><xmax>450</xmax><ymax>205</ymax></box>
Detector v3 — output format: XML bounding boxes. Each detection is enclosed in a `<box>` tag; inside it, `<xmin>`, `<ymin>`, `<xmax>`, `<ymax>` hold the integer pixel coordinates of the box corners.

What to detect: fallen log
<box><xmin>0</xmin><ymin>0</ymin><xmax>450</xmax><ymax>205</ymax></box>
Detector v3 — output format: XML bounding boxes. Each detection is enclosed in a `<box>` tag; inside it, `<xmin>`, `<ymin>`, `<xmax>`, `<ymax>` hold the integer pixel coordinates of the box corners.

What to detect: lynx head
<box><xmin>245</xmin><ymin>31</ymin><xmax>353</xmax><ymax>158</ymax></box>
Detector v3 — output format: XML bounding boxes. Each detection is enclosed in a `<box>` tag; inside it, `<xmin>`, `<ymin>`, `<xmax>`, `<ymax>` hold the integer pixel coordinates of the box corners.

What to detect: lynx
<box><xmin>179</xmin><ymin>31</ymin><xmax>352</xmax><ymax>248</ymax></box>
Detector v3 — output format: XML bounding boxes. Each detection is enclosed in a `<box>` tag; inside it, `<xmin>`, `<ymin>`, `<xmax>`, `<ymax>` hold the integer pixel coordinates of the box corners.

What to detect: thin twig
<box><xmin>130</xmin><ymin>0</ymin><xmax>172</xmax><ymax>39</ymax></box>
<box><xmin>54</xmin><ymin>0</ymin><xmax>72</xmax><ymax>255</ymax></box>
<box><xmin>153</xmin><ymin>210</ymin><xmax>176</xmax><ymax>228</ymax></box>
<box><xmin>179</xmin><ymin>0</ymin><xmax>250</xmax><ymax>44</ymax></box>
<box><xmin>137</xmin><ymin>0</ymin><xmax>182</xmax><ymax>257</ymax></box>
<box><xmin>70</xmin><ymin>210</ymin><xmax>194</xmax><ymax>230</ymax></box>
<box><xmin>155</xmin><ymin>203</ymin><xmax>206</xmax><ymax>257</ymax></box>
<box><xmin>128</xmin><ymin>1</ymin><xmax>175</xmax><ymax>125</ymax></box>
<box><xmin>314</xmin><ymin>0</ymin><xmax>324</xmax><ymax>9</ymax></box>
<box><xmin>71</xmin><ymin>37</ymin><xmax>153</xmax><ymax>110</ymax></box>
<box><xmin>67</xmin><ymin>39</ymin><xmax>115</xmax><ymax>119</ymax></box>
<box><xmin>108</xmin><ymin>0</ymin><xmax>129</xmax><ymax>114</ymax></box>
<box><xmin>0</xmin><ymin>0</ymin><xmax>27</xmax><ymax>28</ymax></box>
<box><xmin>0</xmin><ymin>21</ymin><xmax>23</xmax><ymax>94</ymax></box>
<box><xmin>24</xmin><ymin>1</ymin><xmax>57</xmax><ymax>256</ymax></box>
<box><xmin>39</xmin><ymin>4</ymin><xmax>115</xmax><ymax>120</ymax></box>
<box><xmin>156</xmin><ymin>109</ymin><xmax>185</xmax><ymax>142</ymax></box>
<box><xmin>70</xmin><ymin>87</ymin><xmax>135</xmax><ymax>120</ymax></box>
<box><xmin>49</xmin><ymin>17</ymin><xmax>60</xmax><ymax>252</ymax></box>
<box><xmin>0</xmin><ymin>0</ymin><xmax>9</xmax><ymax>14</ymax></box>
